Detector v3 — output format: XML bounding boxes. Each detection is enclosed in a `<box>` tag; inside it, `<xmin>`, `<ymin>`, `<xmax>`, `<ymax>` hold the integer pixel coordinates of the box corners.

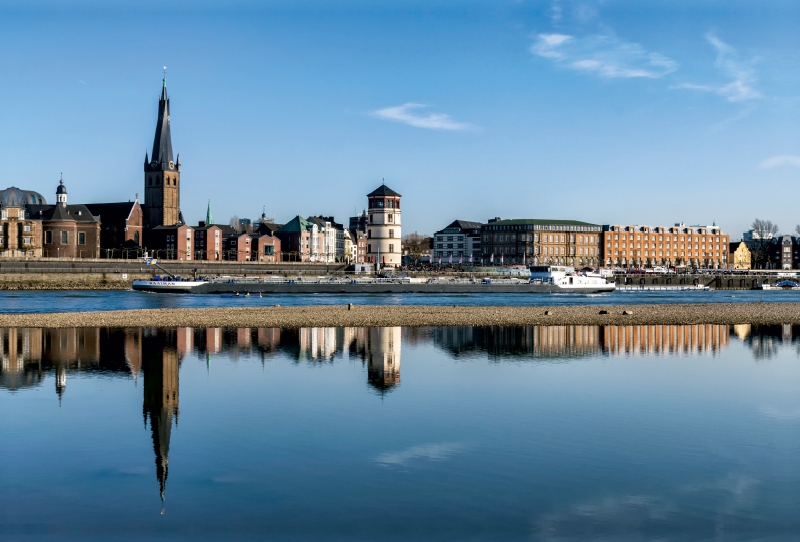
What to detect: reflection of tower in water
<box><xmin>142</xmin><ymin>330</ymin><xmax>180</xmax><ymax>509</ymax></box>
<box><xmin>367</xmin><ymin>327</ymin><xmax>401</xmax><ymax>393</ymax></box>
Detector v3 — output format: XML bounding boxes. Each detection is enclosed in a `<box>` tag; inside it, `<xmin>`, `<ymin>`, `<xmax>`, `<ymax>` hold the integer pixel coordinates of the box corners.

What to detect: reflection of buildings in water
<box><xmin>433</xmin><ymin>326</ymin><xmax>603</xmax><ymax>360</ymax></box>
<box><xmin>298</xmin><ymin>327</ymin><xmax>344</xmax><ymax>362</ymax></box>
<box><xmin>402</xmin><ymin>327</ymin><xmax>432</xmax><ymax>348</ymax></box>
<box><xmin>733</xmin><ymin>324</ymin><xmax>751</xmax><ymax>342</ymax></box>
<box><xmin>256</xmin><ymin>328</ymin><xmax>281</xmax><ymax>354</ymax></box>
<box><xmin>142</xmin><ymin>329</ymin><xmax>181</xmax><ymax>507</ymax></box>
<box><xmin>739</xmin><ymin>324</ymin><xmax>800</xmax><ymax>360</ymax></box>
<box><xmin>345</xmin><ymin>327</ymin><xmax>402</xmax><ymax>393</ymax></box>
<box><xmin>367</xmin><ymin>327</ymin><xmax>401</xmax><ymax>392</ymax></box>
<box><xmin>177</xmin><ymin>327</ymin><xmax>194</xmax><ymax>358</ymax></box>
<box><xmin>0</xmin><ymin>328</ymin><xmax>44</xmax><ymax>391</ymax></box>
<box><xmin>205</xmin><ymin>328</ymin><xmax>222</xmax><ymax>354</ymax></box>
<box><xmin>433</xmin><ymin>325</ymin><xmax>731</xmax><ymax>359</ymax></box>
<box><xmin>602</xmin><ymin>324</ymin><xmax>729</xmax><ymax>356</ymax></box>
<box><xmin>55</xmin><ymin>364</ymin><xmax>66</xmax><ymax>404</ymax></box>
<box><xmin>124</xmin><ymin>328</ymin><xmax>143</xmax><ymax>384</ymax></box>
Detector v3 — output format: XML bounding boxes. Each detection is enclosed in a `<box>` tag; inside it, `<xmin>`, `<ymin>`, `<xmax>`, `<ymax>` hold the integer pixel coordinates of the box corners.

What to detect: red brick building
<box><xmin>193</xmin><ymin>222</ymin><xmax>222</xmax><ymax>261</ymax></box>
<box><xmin>222</xmin><ymin>233</ymin><xmax>251</xmax><ymax>261</ymax></box>
<box><xmin>250</xmin><ymin>234</ymin><xmax>281</xmax><ymax>262</ymax></box>
<box><xmin>146</xmin><ymin>224</ymin><xmax>195</xmax><ymax>260</ymax></box>
<box><xmin>29</xmin><ymin>180</ymin><xmax>101</xmax><ymax>259</ymax></box>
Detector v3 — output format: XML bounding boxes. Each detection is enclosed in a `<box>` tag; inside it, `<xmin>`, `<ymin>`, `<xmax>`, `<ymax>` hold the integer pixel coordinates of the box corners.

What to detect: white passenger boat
<box><xmin>760</xmin><ymin>280</ymin><xmax>800</xmax><ymax>291</ymax></box>
<box><xmin>529</xmin><ymin>266</ymin><xmax>616</xmax><ymax>293</ymax></box>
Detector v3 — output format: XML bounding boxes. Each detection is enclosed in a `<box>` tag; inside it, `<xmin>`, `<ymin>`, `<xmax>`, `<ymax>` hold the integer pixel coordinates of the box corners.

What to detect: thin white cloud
<box><xmin>759</xmin><ymin>155</ymin><xmax>800</xmax><ymax>169</ymax></box>
<box><xmin>531</xmin><ymin>32</ymin><xmax>678</xmax><ymax>79</ymax></box>
<box><xmin>546</xmin><ymin>0</ymin><xmax>563</xmax><ymax>23</ymax></box>
<box><xmin>674</xmin><ymin>34</ymin><xmax>761</xmax><ymax>102</ymax></box>
<box><xmin>374</xmin><ymin>442</ymin><xmax>466</xmax><ymax>466</ymax></box>
<box><xmin>371</xmin><ymin>103</ymin><xmax>472</xmax><ymax>131</ymax></box>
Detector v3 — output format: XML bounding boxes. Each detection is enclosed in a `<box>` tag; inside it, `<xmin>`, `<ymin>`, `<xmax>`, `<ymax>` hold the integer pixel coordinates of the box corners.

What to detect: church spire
<box><xmin>206</xmin><ymin>200</ymin><xmax>213</xmax><ymax>225</ymax></box>
<box><xmin>150</xmin><ymin>74</ymin><xmax>174</xmax><ymax>168</ymax></box>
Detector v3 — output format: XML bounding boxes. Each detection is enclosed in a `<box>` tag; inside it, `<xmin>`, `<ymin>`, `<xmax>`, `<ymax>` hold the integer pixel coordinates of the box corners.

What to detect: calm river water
<box><xmin>2</xmin><ymin>324</ymin><xmax>800</xmax><ymax>541</ymax></box>
<box><xmin>0</xmin><ymin>288</ymin><xmax>797</xmax><ymax>313</ymax></box>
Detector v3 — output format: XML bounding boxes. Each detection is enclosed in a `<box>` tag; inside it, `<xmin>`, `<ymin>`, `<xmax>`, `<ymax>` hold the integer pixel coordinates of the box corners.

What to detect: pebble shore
<box><xmin>2</xmin><ymin>302</ymin><xmax>800</xmax><ymax>328</ymax></box>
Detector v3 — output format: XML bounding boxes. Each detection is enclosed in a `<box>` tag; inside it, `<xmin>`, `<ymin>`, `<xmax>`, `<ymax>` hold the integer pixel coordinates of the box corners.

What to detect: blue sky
<box><xmin>1</xmin><ymin>0</ymin><xmax>798</xmax><ymax>238</ymax></box>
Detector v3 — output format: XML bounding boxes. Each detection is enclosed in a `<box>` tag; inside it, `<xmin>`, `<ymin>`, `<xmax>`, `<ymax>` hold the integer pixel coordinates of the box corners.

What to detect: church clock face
<box><xmin>169</xmin><ymin>161</ymin><xmax>174</xmax><ymax>169</ymax></box>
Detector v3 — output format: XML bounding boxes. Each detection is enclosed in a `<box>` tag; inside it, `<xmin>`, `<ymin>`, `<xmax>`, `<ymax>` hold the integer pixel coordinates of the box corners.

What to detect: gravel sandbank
<box><xmin>2</xmin><ymin>302</ymin><xmax>800</xmax><ymax>328</ymax></box>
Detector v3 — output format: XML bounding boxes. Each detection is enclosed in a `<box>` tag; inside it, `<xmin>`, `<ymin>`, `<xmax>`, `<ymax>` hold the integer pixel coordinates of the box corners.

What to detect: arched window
<box><xmin>134</xmin><ymin>231</ymin><xmax>140</xmax><ymax>245</ymax></box>
<box><xmin>148</xmin><ymin>177</ymin><xmax>152</xmax><ymax>186</ymax></box>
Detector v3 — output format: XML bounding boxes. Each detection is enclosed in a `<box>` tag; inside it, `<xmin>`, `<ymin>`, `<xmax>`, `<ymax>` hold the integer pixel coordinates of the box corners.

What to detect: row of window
<box><xmin>485</xmin><ymin>224</ymin><xmax>601</xmax><ymax>232</ymax></box>
<box><xmin>608</xmin><ymin>234</ymin><xmax>725</xmax><ymax>243</ymax></box>
<box><xmin>609</xmin><ymin>227</ymin><xmax>721</xmax><ymax>235</ymax></box>
<box><xmin>44</xmin><ymin>231</ymin><xmax>86</xmax><ymax>245</ymax></box>
<box><xmin>368</xmin><ymin>199</ymin><xmax>400</xmax><ymax>209</ymax></box>
<box><xmin>611</xmin><ymin>243</ymin><xmax>722</xmax><ymax>250</ymax></box>
<box><xmin>369</xmin><ymin>213</ymin><xmax>396</xmax><ymax>223</ymax></box>
<box><xmin>367</xmin><ymin>229</ymin><xmax>396</xmax><ymax>238</ymax></box>
<box><xmin>436</xmin><ymin>244</ymin><xmax>465</xmax><ymax>249</ymax></box>
<box><xmin>367</xmin><ymin>244</ymin><xmax>396</xmax><ymax>253</ymax></box>
<box><xmin>613</xmin><ymin>250</ymin><xmax>724</xmax><ymax>258</ymax></box>
<box><xmin>147</xmin><ymin>176</ymin><xmax>178</xmax><ymax>186</ymax></box>
<box><xmin>486</xmin><ymin>233</ymin><xmax>600</xmax><ymax>244</ymax></box>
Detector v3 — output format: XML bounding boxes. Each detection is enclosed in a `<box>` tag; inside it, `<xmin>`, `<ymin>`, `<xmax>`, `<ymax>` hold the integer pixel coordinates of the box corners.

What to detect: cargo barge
<box><xmin>132</xmin><ymin>266</ymin><xmax>616</xmax><ymax>295</ymax></box>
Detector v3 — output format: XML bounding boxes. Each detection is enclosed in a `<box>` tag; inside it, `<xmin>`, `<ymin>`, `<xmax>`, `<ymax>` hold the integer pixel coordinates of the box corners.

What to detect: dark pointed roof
<box><xmin>367</xmin><ymin>185</ymin><xmax>401</xmax><ymax>197</ymax></box>
<box><xmin>150</xmin><ymin>79</ymin><xmax>174</xmax><ymax>167</ymax></box>
<box><xmin>84</xmin><ymin>202</ymin><xmax>139</xmax><ymax>223</ymax></box>
<box><xmin>27</xmin><ymin>204</ymin><xmax>99</xmax><ymax>223</ymax></box>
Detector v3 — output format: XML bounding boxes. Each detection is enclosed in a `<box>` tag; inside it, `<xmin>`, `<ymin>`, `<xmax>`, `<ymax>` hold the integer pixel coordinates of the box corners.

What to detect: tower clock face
<box><xmin>169</xmin><ymin>161</ymin><xmax>174</xmax><ymax>168</ymax></box>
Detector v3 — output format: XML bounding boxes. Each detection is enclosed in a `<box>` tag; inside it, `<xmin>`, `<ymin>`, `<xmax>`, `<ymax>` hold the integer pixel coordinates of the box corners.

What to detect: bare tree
<box><xmin>750</xmin><ymin>218</ymin><xmax>778</xmax><ymax>269</ymax></box>
<box><xmin>794</xmin><ymin>224</ymin><xmax>800</xmax><ymax>237</ymax></box>
<box><xmin>402</xmin><ymin>232</ymin><xmax>429</xmax><ymax>264</ymax></box>
<box><xmin>229</xmin><ymin>214</ymin><xmax>240</xmax><ymax>233</ymax></box>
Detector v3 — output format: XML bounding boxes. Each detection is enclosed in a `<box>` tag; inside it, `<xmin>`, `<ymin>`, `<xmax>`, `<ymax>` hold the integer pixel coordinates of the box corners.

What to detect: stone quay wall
<box><xmin>0</xmin><ymin>259</ymin><xmax>347</xmax><ymax>290</ymax></box>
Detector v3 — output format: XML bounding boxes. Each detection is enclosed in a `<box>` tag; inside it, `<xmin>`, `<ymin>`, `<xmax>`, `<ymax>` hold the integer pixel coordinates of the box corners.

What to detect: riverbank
<box><xmin>2</xmin><ymin>302</ymin><xmax>800</xmax><ymax>328</ymax></box>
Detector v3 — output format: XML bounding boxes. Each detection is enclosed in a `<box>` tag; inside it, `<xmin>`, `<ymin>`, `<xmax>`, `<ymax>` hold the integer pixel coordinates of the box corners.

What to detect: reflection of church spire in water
<box><xmin>367</xmin><ymin>327</ymin><xmax>401</xmax><ymax>393</ymax></box>
<box><xmin>142</xmin><ymin>331</ymin><xmax>180</xmax><ymax>509</ymax></box>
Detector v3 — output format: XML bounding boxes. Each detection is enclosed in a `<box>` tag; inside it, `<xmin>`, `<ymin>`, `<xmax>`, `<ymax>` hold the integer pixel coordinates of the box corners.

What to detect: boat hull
<box><xmin>132</xmin><ymin>280</ymin><xmax>209</xmax><ymax>293</ymax></box>
<box><xmin>190</xmin><ymin>282</ymin><xmax>615</xmax><ymax>295</ymax></box>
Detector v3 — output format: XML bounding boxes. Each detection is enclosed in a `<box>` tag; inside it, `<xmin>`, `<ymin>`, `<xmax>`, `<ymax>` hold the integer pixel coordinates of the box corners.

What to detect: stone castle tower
<box><xmin>365</xmin><ymin>183</ymin><xmax>402</xmax><ymax>267</ymax></box>
<box><xmin>144</xmin><ymin>76</ymin><xmax>181</xmax><ymax>228</ymax></box>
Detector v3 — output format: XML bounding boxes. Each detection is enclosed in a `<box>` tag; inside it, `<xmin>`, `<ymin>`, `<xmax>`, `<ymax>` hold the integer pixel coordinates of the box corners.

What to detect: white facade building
<box><xmin>432</xmin><ymin>220</ymin><xmax>482</xmax><ymax>264</ymax></box>
<box><xmin>366</xmin><ymin>184</ymin><xmax>402</xmax><ymax>267</ymax></box>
